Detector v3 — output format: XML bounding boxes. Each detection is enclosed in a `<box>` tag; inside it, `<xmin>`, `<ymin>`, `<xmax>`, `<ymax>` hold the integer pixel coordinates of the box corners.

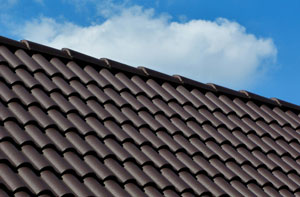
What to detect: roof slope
<box><xmin>0</xmin><ymin>36</ymin><xmax>300</xmax><ymax>197</ymax></box>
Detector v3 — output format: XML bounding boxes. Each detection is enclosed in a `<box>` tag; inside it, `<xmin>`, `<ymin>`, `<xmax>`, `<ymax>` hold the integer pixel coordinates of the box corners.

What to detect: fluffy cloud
<box><xmin>17</xmin><ymin>6</ymin><xmax>277</xmax><ymax>89</ymax></box>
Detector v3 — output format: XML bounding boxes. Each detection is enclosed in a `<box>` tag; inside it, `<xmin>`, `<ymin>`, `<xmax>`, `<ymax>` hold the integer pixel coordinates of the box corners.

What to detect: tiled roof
<box><xmin>0</xmin><ymin>36</ymin><xmax>300</xmax><ymax>196</ymax></box>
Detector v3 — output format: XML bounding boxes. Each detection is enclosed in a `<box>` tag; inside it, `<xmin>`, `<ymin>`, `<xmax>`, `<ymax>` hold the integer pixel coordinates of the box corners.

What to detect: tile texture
<box><xmin>0</xmin><ymin>36</ymin><xmax>300</xmax><ymax>196</ymax></box>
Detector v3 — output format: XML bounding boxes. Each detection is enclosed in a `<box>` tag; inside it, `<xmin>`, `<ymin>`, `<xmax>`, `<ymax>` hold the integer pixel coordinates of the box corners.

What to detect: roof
<box><xmin>0</xmin><ymin>36</ymin><xmax>300</xmax><ymax>197</ymax></box>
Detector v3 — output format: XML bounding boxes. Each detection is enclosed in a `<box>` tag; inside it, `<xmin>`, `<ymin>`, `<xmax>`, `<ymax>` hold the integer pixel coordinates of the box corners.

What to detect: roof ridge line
<box><xmin>0</xmin><ymin>36</ymin><xmax>26</xmax><ymax>50</ymax></box>
<box><xmin>0</xmin><ymin>36</ymin><xmax>299</xmax><ymax>111</ymax></box>
<box><xmin>21</xmin><ymin>40</ymin><xmax>71</xmax><ymax>60</ymax></box>
<box><xmin>62</xmin><ymin>48</ymin><xmax>108</xmax><ymax>68</ymax></box>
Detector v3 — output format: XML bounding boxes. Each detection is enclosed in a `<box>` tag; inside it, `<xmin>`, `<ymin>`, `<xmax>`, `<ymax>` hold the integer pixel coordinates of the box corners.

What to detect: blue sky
<box><xmin>1</xmin><ymin>0</ymin><xmax>300</xmax><ymax>105</ymax></box>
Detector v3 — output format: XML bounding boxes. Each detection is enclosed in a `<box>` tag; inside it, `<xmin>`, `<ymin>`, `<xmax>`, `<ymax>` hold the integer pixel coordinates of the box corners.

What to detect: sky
<box><xmin>1</xmin><ymin>0</ymin><xmax>300</xmax><ymax>105</ymax></box>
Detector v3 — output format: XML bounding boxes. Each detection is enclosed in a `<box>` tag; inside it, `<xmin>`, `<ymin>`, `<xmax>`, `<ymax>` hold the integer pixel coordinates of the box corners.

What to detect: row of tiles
<box><xmin>2</xmin><ymin>123</ymin><xmax>300</xmax><ymax>181</ymax></box>
<box><xmin>1</xmin><ymin>75</ymin><xmax>300</xmax><ymax>176</ymax></box>
<box><xmin>2</xmin><ymin>99</ymin><xmax>300</xmax><ymax>171</ymax></box>
<box><xmin>0</xmin><ymin>163</ymin><xmax>193</xmax><ymax>197</ymax></box>
<box><xmin>1</xmin><ymin>122</ymin><xmax>300</xmax><ymax>194</ymax></box>
<box><xmin>1</xmin><ymin>75</ymin><xmax>300</xmax><ymax>145</ymax></box>
<box><xmin>1</xmin><ymin>139</ymin><xmax>300</xmax><ymax>197</ymax></box>
<box><xmin>1</xmin><ymin>89</ymin><xmax>300</xmax><ymax>164</ymax></box>
<box><xmin>1</xmin><ymin>71</ymin><xmax>300</xmax><ymax>152</ymax></box>
<box><xmin>1</xmin><ymin>48</ymin><xmax>300</xmax><ymax>133</ymax></box>
<box><xmin>1</xmin><ymin>163</ymin><xmax>298</xmax><ymax>197</ymax></box>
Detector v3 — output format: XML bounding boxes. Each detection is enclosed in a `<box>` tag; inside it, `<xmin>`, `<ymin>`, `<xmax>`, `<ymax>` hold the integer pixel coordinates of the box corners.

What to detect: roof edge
<box><xmin>22</xmin><ymin>40</ymin><xmax>71</xmax><ymax>59</ymax></box>
<box><xmin>208</xmin><ymin>83</ymin><xmax>248</xmax><ymax>99</ymax></box>
<box><xmin>174</xmin><ymin>75</ymin><xmax>216</xmax><ymax>93</ymax></box>
<box><xmin>240</xmin><ymin>90</ymin><xmax>280</xmax><ymax>106</ymax></box>
<box><xmin>101</xmin><ymin>58</ymin><xmax>146</xmax><ymax>77</ymax></box>
<box><xmin>138</xmin><ymin>66</ymin><xmax>182</xmax><ymax>84</ymax></box>
<box><xmin>271</xmin><ymin>98</ymin><xmax>300</xmax><ymax>111</ymax></box>
<box><xmin>62</xmin><ymin>48</ymin><xmax>108</xmax><ymax>68</ymax></box>
<box><xmin>0</xmin><ymin>36</ymin><xmax>26</xmax><ymax>51</ymax></box>
<box><xmin>0</xmin><ymin>36</ymin><xmax>299</xmax><ymax>112</ymax></box>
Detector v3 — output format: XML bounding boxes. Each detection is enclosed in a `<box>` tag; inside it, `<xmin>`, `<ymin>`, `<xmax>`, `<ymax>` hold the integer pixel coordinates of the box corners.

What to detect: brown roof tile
<box><xmin>0</xmin><ymin>36</ymin><xmax>300</xmax><ymax>196</ymax></box>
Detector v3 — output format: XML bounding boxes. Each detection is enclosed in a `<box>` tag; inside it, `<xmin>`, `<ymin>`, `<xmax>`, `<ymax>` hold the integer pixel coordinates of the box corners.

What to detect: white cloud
<box><xmin>96</xmin><ymin>0</ymin><xmax>131</xmax><ymax>18</ymax></box>
<box><xmin>17</xmin><ymin>6</ymin><xmax>277</xmax><ymax>89</ymax></box>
